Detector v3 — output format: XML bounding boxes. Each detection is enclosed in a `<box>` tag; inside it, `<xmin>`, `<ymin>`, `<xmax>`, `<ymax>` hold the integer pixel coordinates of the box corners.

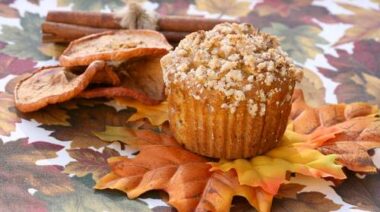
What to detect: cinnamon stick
<box><xmin>42</xmin><ymin>22</ymin><xmax>189</xmax><ymax>43</ymax></box>
<box><xmin>46</xmin><ymin>11</ymin><xmax>120</xmax><ymax>29</ymax></box>
<box><xmin>46</xmin><ymin>11</ymin><xmax>232</xmax><ymax>33</ymax></box>
<box><xmin>42</xmin><ymin>21</ymin><xmax>114</xmax><ymax>40</ymax></box>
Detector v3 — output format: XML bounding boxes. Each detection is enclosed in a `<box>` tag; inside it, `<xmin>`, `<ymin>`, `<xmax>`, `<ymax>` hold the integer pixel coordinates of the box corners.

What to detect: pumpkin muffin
<box><xmin>161</xmin><ymin>23</ymin><xmax>300</xmax><ymax>159</ymax></box>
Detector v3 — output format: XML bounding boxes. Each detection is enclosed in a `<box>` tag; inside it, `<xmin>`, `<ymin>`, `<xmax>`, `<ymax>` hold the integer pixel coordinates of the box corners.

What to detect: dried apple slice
<box><xmin>91</xmin><ymin>65</ymin><xmax>120</xmax><ymax>86</ymax></box>
<box><xmin>79</xmin><ymin>57</ymin><xmax>165</xmax><ymax>105</ymax></box>
<box><xmin>59</xmin><ymin>30</ymin><xmax>172</xmax><ymax>67</ymax></box>
<box><xmin>15</xmin><ymin>60</ymin><xmax>106</xmax><ymax>112</ymax></box>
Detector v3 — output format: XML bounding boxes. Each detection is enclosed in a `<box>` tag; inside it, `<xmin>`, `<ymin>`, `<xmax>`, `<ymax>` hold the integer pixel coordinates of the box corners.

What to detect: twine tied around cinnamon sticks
<box><xmin>42</xmin><ymin>3</ymin><xmax>234</xmax><ymax>44</ymax></box>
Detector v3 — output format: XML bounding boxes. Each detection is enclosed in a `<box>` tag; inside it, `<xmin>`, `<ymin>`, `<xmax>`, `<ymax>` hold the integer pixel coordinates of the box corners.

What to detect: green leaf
<box><xmin>57</xmin><ymin>0</ymin><xmax>124</xmax><ymax>11</ymax></box>
<box><xmin>35</xmin><ymin>176</ymin><xmax>151</xmax><ymax>212</ymax></box>
<box><xmin>0</xmin><ymin>12</ymin><xmax>48</xmax><ymax>60</ymax></box>
<box><xmin>263</xmin><ymin>23</ymin><xmax>327</xmax><ymax>63</ymax></box>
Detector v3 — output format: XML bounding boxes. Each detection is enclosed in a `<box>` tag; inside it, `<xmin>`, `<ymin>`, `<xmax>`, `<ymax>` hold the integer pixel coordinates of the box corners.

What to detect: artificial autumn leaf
<box><xmin>0</xmin><ymin>3</ymin><xmax>18</xmax><ymax>18</ymax></box>
<box><xmin>156</xmin><ymin>0</ymin><xmax>190</xmax><ymax>16</ymax></box>
<box><xmin>38</xmin><ymin>43</ymin><xmax>66</xmax><ymax>58</ymax></box>
<box><xmin>0</xmin><ymin>12</ymin><xmax>48</xmax><ymax>60</ymax></box>
<box><xmin>42</xmin><ymin>104</ymin><xmax>134</xmax><ymax>148</ymax></box>
<box><xmin>27</xmin><ymin>0</ymin><xmax>39</xmax><ymax>5</ymax></box>
<box><xmin>242</xmin><ymin>2</ymin><xmax>338</xmax><ymax>29</ymax></box>
<box><xmin>0</xmin><ymin>92</ymin><xmax>20</xmax><ymax>136</ymax></box>
<box><xmin>296</xmin><ymin>69</ymin><xmax>325</xmax><ymax>107</ymax></box>
<box><xmin>0</xmin><ymin>41</ymin><xmax>36</xmax><ymax>79</ymax></box>
<box><xmin>115</xmin><ymin>98</ymin><xmax>168</xmax><ymax>125</ymax></box>
<box><xmin>262</xmin><ymin>23</ymin><xmax>328</xmax><ymax>63</ymax></box>
<box><xmin>64</xmin><ymin>147</ymin><xmax>120</xmax><ymax>181</ymax></box>
<box><xmin>95</xmin><ymin>129</ymin><xmax>273</xmax><ymax>212</ymax></box>
<box><xmin>21</xmin><ymin>105</ymin><xmax>70</xmax><ymax>126</ymax></box>
<box><xmin>36</xmin><ymin>176</ymin><xmax>151</xmax><ymax>212</ymax></box>
<box><xmin>290</xmin><ymin>89</ymin><xmax>380</xmax><ymax>173</ymax></box>
<box><xmin>195</xmin><ymin>170</ymin><xmax>272</xmax><ymax>212</ymax></box>
<box><xmin>335</xmin><ymin>4</ymin><xmax>380</xmax><ymax>46</ymax></box>
<box><xmin>211</xmin><ymin>127</ymin><xmax>346</xmax><ymax>195</ymax></box>
<box><xmin>319</xmin><ymin>40</ymin><xmax>380</xmax><ymax>105</ymax></box>
<box><xmin>254</xmin><ymin>0</ymin><xmax>311</xmax><ymax>17</ymax></box>
<box><xmin>272</xmin><ymin>191</ymin><xmax>341</xmax><ymax>212</ymax></box>
<box><xmin>195</xmin><ymin>0</ymin><xmax>251</xmax><ymax>17</ymax></box>
<box><xmin>96</xmin><ymin>145</ymin><xmax>211</xmax><ymax>211</ymax></box>
<box><xmin>93</xmin><ymin>126</ymin><xmax>178</xmax><ymax>147</ymax></box>
<box><xmin>57</xmin><ymin>0</ymin><xmax>124</xmax><ymax>11</ymax></box>
<box><xmin>335</xmin><ymin>171</ymin><xmax>380</xmax><ymax>211</ymax></box>
<box><xmin>0</xmin><ymin>138</ymin><xmax>73</xmax><ymax>211</ymax></box>
<box><xmin>275</xmin><ymin>183</ymin><xmax>305</xmax><ymax>199</ymax></box>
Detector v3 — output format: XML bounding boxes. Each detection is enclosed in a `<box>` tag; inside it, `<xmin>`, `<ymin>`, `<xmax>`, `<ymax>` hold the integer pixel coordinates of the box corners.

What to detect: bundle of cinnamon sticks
<box><xmin>42</xmin><ymin>11</ymin><xmax>232</xmax><ymax>44</ymax></box>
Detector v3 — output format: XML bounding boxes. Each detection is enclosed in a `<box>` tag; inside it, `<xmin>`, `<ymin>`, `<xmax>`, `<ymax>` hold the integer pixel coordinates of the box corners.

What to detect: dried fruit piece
<box><xmin>91</xmin><ymin>65</ymin><xmax>120</xmax><ymax>86</ymax></box>
<box><xmin>14</xmin><ymin>61</ymin><xmax>106</xmax><ymax>112</ymax></box>
<box><xmin>79</xmin><ymin>57</ymin><xmax>165</xmax><ymax>104</ymax></box>
<box><xmin>79</xmin><ymin>88</ymin><xmax>160</xmax><ymax>105</ymax></box>
<box><xmin>59</xmin><ymin>30</ymin><xmax>172</xmax><ymax>67</ymax></box>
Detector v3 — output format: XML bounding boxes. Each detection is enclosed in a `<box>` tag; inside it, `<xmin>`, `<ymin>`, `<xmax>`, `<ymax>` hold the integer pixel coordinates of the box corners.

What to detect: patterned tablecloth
<box><xmin>0</xmin><ymin>0</ymin><xmax>379</xmax><ymax>211</ymax></box>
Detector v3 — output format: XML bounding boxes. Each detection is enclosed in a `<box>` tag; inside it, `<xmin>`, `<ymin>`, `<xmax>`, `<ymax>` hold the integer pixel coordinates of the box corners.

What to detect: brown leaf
<box><xmin>64</xmin><ymin>147</ymin><xmax>120</xmax><ymax>181</ymax></box>
<box><xmin>319</xmin><ymin>141</ymin><xmax>378</xmax><ymax>173</ymax></box>
<box><xmin>272</xmin><ymin>192</ymin><xmax>341</xmax><ymax>212</ymax></box>
<box><xmin>21</xmin><ymin>105</ymin><xmax>70</xmax><ymax>126</ymax></box>
<box><xmin>0</xmin><ymin>138</ymin><xmax>73</xmax><ymax>210</ymax></box>
<box><xmin>0</xmin><ymin>92</ymin><xmax>20</xmax><ymax>136</ymax></box>
<box><xmin>290</xmin><ymin>89</ymin><xmax>380</xmax><ymax>173</ymax></box>
<box><xmin>276</xmin><ymin>183</ymin><xmax>305</xmax><ymax>199</ymax></box>
<box><xmin>335</xmin><ymin>172</ymin><xmax>380</xmax><ymax>211</ymax></box>
<box><xmin>42</xmin><ymin>104</ymin><xmax>134</xmax><ymax>148</ymax></box>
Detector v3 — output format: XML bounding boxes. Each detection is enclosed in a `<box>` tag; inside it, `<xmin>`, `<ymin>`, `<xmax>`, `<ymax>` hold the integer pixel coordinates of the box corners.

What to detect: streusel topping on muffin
<box><xmin>161</xmin><ymin>23</ymin><xmax>299</xmax><ymax>116</ymax></box>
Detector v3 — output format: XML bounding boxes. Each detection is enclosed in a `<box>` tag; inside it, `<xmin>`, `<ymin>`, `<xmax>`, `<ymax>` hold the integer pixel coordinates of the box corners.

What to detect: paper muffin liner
<box><xmin>167</xmin><ymin>84</ymin><xmax>292</xmax><ymax>159</ymax></box>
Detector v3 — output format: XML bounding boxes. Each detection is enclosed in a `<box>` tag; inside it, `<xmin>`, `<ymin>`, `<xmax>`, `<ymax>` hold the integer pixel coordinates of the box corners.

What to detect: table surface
<box><xmin>0</xmin><ymin>0</ymin><xmax>379</xmax><ymax>211</ymax></box>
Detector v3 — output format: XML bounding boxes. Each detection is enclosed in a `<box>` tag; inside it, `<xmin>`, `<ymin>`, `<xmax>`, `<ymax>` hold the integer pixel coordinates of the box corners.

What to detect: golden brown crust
<box><xmin>14</xmin><ymin>61</ymin><xmax>105</xmax><ymax>112</ymax></box>
<box><xmin>59</xmin><ymin>30</ymin><xmax>172</xmax><ymax>67</ymax></box>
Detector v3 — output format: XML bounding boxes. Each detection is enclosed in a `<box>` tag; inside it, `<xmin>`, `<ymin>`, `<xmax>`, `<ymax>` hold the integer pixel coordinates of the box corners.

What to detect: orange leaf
<box><xmin>95</xmin><ymin>130</ymin><xmax>273</xmax><ymax>212</ymax></box>
<box><xmin>290</xmin><ymin>89</ymin><xmax>380</xmax><ymax>173</ymax></box>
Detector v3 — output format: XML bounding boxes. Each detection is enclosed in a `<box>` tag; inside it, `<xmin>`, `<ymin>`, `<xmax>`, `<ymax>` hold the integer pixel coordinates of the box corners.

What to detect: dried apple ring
<box><xmin>79</xmin><ymin>57</ymin><xmax>165</xmax><ymax>105</ymax></box>
<box><xmin>14</xmin><ymin>60</ymin><xmax>106</xmax><ymax>112</ymax></box>
<box><xmin>59</xmin><ymin>30</ymin><xmax>172</xmax><ymax>67</ymax></box>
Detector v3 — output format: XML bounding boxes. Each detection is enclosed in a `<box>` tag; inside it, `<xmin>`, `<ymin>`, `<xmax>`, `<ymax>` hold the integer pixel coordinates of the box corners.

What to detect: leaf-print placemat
<box><xmin>0</xmin><ymin>0</ymin><xmax>379</xmax><ymax>211</ymax></box>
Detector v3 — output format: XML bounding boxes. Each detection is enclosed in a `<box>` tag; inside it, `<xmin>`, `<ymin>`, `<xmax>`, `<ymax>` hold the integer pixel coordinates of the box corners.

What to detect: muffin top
<box><xmin>161</xmin><ymin>23</ymin><xmax>300</xmax><ymax>116</ymax></box>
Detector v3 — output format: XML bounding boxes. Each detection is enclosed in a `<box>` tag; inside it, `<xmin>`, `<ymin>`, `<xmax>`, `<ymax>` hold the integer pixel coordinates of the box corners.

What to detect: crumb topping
<box><xmin>161</xmin><ymin>23</ymin><xmax>300</xmax><ymax>116</ymax></box>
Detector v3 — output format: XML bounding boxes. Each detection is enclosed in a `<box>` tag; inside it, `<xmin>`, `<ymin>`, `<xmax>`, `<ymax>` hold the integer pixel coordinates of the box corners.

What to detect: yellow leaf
<box><xmin>335</xmin><ymin>4</ymin><xmax>380</xmax><ymax>45</ymax></box>
<box><xmin>195</xmin><ymin>0</ymin><xmax>251</xmax><ymax>17</ymax></box>
<box><xmin>114</xmin><ymin>98</ymin><xmax>168</xmax><ymax>126</ymax></box>
<box><xmin>211</xmin><ymin>128</ymin><xmax>346</xmax><ymax>195</ymax></box>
